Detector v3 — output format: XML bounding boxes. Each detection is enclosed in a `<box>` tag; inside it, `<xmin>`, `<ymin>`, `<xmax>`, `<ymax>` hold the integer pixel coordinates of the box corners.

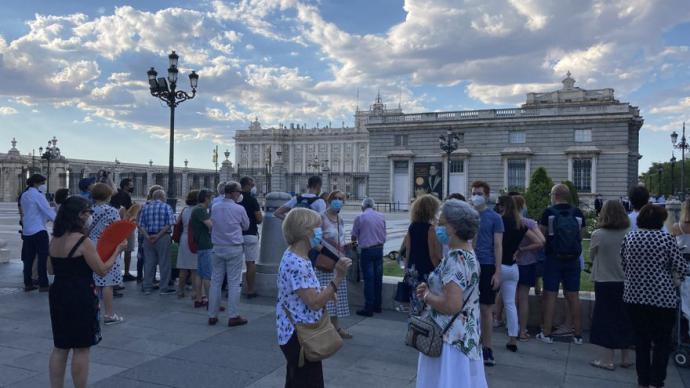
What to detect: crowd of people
<box><xmin>15</xmin><ymin>170</ymin><xmax>690</xmax><ymax>388</ymax></box>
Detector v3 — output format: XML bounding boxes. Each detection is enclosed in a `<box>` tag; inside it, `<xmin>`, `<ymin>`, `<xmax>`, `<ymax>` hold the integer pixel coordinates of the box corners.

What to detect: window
<box><xmin>394</xmin><ymin>134</ymin><xmax>409</xmax><ymax>147</ymax></box>
<box><xmin>575</xmin><ymin>129</ymin><xmax>592</xmax><ymax>142</ymax></box>
<box><xmin>509</xmin><ymin>131</ymin><xmax>526</xmax><ymax>144</ymax></box>
<box><xmin>507</xmin><ymin>159</ymin><xmax>526</xmax><ymax>190</ymax></box>
<box><xmin>393</xmin><ymin>161</ymin><xmax>408</xmax><ymax>173</ymax></box>
<box><xmin>573</xmin><ymin>158</ymin><xmax>592</xmax><ymax>192</ymax></box>
<box><xmin>450</xmin><ymin>160</ymin><xmax>464</xmax><ymax>173</ymax></box>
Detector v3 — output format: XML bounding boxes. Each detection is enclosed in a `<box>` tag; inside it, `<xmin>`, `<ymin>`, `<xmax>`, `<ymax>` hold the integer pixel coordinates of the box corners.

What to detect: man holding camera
<box><xmin>111</xmin><ymin>178</ymin><xmax>137</xmax><ymax>282</ymax></box>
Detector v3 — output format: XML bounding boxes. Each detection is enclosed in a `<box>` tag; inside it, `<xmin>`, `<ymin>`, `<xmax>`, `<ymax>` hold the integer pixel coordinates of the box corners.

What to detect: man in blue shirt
<box><xmin>470</xmin><ymin>181</ymin><xmax>503</xmax><ymax>367</ymax></box>
<box><xmin>20</xmin><ymin>174</ymin><xmax>56</xmax><ymax>291</ymax></box>
<box><xmin>138</xmin><ymin>189</ymin><xmax>176</xmax><ymax>295</ymax></box>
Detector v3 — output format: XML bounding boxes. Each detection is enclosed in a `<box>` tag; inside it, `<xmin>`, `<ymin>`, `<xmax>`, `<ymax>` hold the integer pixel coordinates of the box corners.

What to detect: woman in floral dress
<box><xmin>415</xmin><ymin>199</ymin><xmax>487</xmax><ymax>388</ymax></box>
<box><xmin>89</xmin><ymin>183</ymin><xmax>125</xmax><ymax>325</ymax></box>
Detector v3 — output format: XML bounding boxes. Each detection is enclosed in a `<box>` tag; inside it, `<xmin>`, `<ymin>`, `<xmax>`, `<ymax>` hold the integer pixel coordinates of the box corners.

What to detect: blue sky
<box><xmin>0</xmin><ymin>0</ymin><xmax>689</xmax><ymax>174</ymax></box>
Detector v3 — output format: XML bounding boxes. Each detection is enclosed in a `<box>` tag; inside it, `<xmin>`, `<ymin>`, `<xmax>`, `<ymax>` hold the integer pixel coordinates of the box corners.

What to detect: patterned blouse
<box><xmin>425</xmin><ymin>248</ymin><xmax>481</xmax><ymax>360</ymax></box>
<box><xmin>88</xmin><ymin>203</ymin><xmax>120</xmax><ymax>242</ymax></box>
<box><xmin>621</xmin><ymin>229</ymin><xmax>688</xmax><ymax>309</ymax></box>
<box><xmin>276</xmin><ymin>249</ymin><xmax>323</xmax><ymax>345</ymax></box>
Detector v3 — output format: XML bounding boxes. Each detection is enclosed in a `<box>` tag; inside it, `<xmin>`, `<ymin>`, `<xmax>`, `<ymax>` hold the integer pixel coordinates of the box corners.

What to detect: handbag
<box><xmin>282</xmin><ymin>305</ymin><xmax>343</xmax><ymax>367</ymax></box>
<box><xmin>405</xmin><ymin>287</ymin><xmax>474</xmax><ymax>357</ymax></box>
<box><xmin>172</xmin><ymin>208</ymin><xmax>184</xmax><ymax>243</ymax></box>
<box><xmin>187</xmin><ymin>220</ymin><xmax>198</xmax><ymax>254</ymax></box>
<box><xmin>394</xmin><ymin>280</ymin><xmax>411</xmax><ymax>303</ymax></box>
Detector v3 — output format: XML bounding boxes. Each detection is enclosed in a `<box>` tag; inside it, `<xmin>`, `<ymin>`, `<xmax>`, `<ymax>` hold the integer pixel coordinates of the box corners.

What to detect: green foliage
<box><xmin>525</xmin><ymin>167</ymin><xmax>554</xmax><ymax>219</ymax></box>
<box><xmin>561</xmin><ymin>180</ymin><xmax>579</xmax><ymax>206</ymax></box>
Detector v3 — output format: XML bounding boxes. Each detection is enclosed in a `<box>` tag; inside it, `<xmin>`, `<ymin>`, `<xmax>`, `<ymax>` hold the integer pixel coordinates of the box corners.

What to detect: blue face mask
<box><xmin>331</xmin><ymin>199</ymin><xmax>343</xmax><ymax>212</ymax></box>
<box><xmin>310</xmin><ymin>227</ymin><xmax>323</xmax><ymax>248</ymax></box>
<box><xmin>436</xmin><ymin>226</ymin><xmax>450</xmax><ymax>245</ymax></box>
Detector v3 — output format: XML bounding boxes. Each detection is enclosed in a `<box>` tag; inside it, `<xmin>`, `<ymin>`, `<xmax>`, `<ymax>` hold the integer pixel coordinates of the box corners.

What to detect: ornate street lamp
<box><xmin>656</xmin><ymin>165</ymin><xmax>664</xmax><ymax>196</ymax></box>
<box><xmin>39</xmin><ymin>136</ymin><xmax>60</xmax><ymax>194</ymax></box>
<box><xmin>439</xmin><ymin>129</ymin><xmax>461</xmax><ymax>197</ymax></box>
<box><xmin>212</xmin><ymin>145</ymin><xmax>219</xmax><ymax>187</ymax></box>
<box><xmin>671</xmin><ymin>122</ymin><xmax>688</xmax><ymax>200</ymax></box>
<box><xmin>265</xmin><ymin>146</ymin><xmax>272</xmax><ymax>194</ymax></box>
<box><xmin>671</xmin><ymin>155</ymin><xmax>677</xmax><ymax>197</ymax></box>
<box><xmin>147</xmin><ymin>50</ymin><xmax>199</xmax><ymax>210</ymax></box>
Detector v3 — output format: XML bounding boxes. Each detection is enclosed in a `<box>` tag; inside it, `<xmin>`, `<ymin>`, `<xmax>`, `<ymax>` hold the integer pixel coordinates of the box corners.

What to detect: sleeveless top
<box><xmin>502</xmin><ymin>216</ymin><xmax>528</xmax><ymax>266</ymax></box>
<box><xmin>408</xmin><ymin>222</ymin><xmax>433</xmax><ymax>280</ymax></box>
<box><xmin>51</xmin><ymin>236</ymin><xmax>93</xmax><ymax>280</ymax></box>
<box><xmin>675</xmin><ymin>223</ymin><xmax>690</xmax><ymax>255</ymax></box>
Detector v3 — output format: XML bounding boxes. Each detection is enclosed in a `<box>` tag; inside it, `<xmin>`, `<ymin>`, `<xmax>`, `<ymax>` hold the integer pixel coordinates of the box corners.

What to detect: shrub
<box><xmin>561</xmin><ymin>180</ymin><xmax>579</xmax><ymax>207</ymax></box>
<box><xmin>525</xmin><ymin>167</ymin><xmax>554</xmax><ymax>219</ymax></box>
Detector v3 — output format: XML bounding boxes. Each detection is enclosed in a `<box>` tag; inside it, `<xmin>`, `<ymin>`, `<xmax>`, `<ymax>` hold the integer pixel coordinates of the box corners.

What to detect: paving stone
<box><xmin>0</xmin><ymin>364</ymin><xmax>39</xmax><ymax>386</ymax></box>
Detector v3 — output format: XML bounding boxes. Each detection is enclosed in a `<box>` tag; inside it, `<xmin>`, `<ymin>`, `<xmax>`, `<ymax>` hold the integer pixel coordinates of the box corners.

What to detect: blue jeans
<box><xmin>360</xmin><ymin>246</ymin><xmax>383</xmax><ymax>311</ymax></box>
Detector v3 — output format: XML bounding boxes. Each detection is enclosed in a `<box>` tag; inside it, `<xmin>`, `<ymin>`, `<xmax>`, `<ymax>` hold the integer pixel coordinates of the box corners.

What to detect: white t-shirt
<box><xmin>283</xmin><ymin>193</ymin><xmax>327</xmax><ymax>214</ymax></box>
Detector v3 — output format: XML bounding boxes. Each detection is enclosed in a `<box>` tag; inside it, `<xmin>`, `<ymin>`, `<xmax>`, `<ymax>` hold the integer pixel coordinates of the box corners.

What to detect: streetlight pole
<box><xmin>39</xmin><ymin>136</ymin><xmax>60</xmax><ymax>195</ymax></box>
<box><xmin>657</xmin><ymin>165</ymin><xmax>664</xmax><ymax>196</ymax></box>
<box><xmin>147</xmin><ymin>51</ymin><xmax>199</xmax><ymax>210</ymax></box>
<box><xmin>438</xmin><ymin>129</ymin><xmax>460</xmax><ymax>198</ymax></box>
<box><xmin>672</xmin><ymin>122</ymin><xmax>688</xmax><ymax>200</ymax></box>
<box><xmin>265</xmin><ymin>146</ymin><xmax>272</xmax><ymax>194</ymax></box>
<box><xmin>212</xmin><ymin>145</ymin><xmax>219</xmax><ymax>188</ymax></box>
<box><xmin>671</xmin><ymin>155</ymin><xmax>677</xmax><ymax>197</ymax></box>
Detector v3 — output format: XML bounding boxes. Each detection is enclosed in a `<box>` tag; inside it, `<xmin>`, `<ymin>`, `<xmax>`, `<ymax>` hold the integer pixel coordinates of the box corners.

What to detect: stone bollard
<box><xmin>255</xmin><ymin>192</ymin><xmax>292</xmax><ymax>296</ymax></box>
<box><xmin>0</xmin><ymin>238</ymin><xmax>10</xmax><ymax>264</ymax></box>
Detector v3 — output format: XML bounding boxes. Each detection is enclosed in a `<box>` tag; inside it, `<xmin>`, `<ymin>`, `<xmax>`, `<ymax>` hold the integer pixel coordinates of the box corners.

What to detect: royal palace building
<box><xmin>234</xmin><ymin>73</ymin><xmax>643</xmax><ymax>209</ymax></box>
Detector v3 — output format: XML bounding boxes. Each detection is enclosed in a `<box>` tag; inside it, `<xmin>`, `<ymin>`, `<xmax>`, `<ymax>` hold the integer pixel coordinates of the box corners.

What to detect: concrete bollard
<box><xmin>0</xmin><ymin>238</ymin><xmax>9</xmax><ymax>263</ymax></box>
<box><xmin>255</xmin><ymin>192</ymin><xmax>292</xmax><ymax>296</ymax></box>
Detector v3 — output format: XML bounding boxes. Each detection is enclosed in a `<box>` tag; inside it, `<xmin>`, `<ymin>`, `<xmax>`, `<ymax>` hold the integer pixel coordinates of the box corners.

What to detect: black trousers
<box><xmin>626</xmin><ymin>303</ymin><xmax>676</xmax><ymax>387</ymax></box>
<box><xmin>279</xmin><ymin>332</ymin><xmax>324</xmax><ymax>388</ymax></box>
<box><xmin>21</xmin><ymin>230</ymin><xmax>49</xmax><ymax>287</ymax></box>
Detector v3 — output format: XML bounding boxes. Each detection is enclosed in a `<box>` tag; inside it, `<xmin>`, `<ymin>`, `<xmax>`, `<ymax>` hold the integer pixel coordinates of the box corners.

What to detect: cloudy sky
<box><xmin>0</xmin><ymin>0</ymin><xmax>689</xmax><ymax>173</ymax></box>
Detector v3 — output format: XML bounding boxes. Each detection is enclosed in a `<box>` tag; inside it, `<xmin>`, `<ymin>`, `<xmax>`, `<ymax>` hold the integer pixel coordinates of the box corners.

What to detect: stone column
<box><xmin>271</xmin><ymin>154</ymin><xmax>286</xmax><ymax>193</ymax></box>
<box><xmin>220</xmin><ymin>160</ymin><xmax>233</xmax><ymax>183</ymax></box>
<box><xmin>322</xmin><ymin>166</ymin><xmax>331</xmax><ymax>193</ymax></box>
<box><xmin>182</xmin><ymin>167</ymin><xmax>189</xmax><ymax>198</ymax></box>
<box><xmin>0</xmin><ymin>138</ymin><xmax>28</xmax><ymax>202</ymax></box>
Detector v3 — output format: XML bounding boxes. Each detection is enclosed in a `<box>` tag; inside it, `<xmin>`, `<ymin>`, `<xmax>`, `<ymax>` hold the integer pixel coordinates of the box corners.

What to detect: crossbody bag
<box><xmin>405</xmin><ymin>287</ymin><xmax>474</xmax><ymax>357</ymax></box>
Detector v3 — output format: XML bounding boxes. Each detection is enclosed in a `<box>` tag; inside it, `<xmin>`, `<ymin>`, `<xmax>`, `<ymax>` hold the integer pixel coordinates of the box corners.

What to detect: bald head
<box><xmin>551</xmin><ymin>184</ymin><xmax>570</xmax><ymax>204</ymax></box>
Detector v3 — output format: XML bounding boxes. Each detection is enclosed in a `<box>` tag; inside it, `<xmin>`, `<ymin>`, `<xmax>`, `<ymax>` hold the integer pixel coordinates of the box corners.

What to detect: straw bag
<box><xmin>283</xmin><ymin>305</ymin><xmax>343</xmax><ymax>366</ymax></box>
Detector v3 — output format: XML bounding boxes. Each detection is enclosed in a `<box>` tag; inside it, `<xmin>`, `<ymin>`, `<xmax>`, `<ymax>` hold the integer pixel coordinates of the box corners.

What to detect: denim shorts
<box><xmin>518</xmin><ymin>263</ymin><xmax>537</xmax><ymax>287</ymax></box>
<box><xmin>197</xmin><ymin>249</ymin><xmax>213</xmax><ymax>280</ymax></box>
<box><xmin>543</xmin><ymin>257</ymin><xmax>581</xmax><ymax>293</ymax></box>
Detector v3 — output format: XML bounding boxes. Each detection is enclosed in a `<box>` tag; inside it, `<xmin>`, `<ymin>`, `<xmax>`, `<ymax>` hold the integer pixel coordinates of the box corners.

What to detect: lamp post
<box><xmin>438</xmin><ymin>129</ymin><xmax>460</xmax><ymax>197</ymax></box>
<box><xmin>212</xmin><ymin>145</ymin><xmax>219</xmax><ymax>188</ymax></box>
<box><xmin>671</xmin><ymin>122</ymin><xmax>688</xmax><ymax>200</ymax></box>
<box><xmin>147</xmin><ymin>50</ymin><xmax>199</xmax><ymax>210</ymax></box>
<box><xmin>657</xmin><ymin>165</ymin><xmax>664</xmax><ymax>196</ymax></box>
<box><xmin>671</xmin><ymin>155</ymin><xmax>677</xmax><ymax>197</ymax></box>
<box><xmin>39</xmin><ymin>136</ymin><xmax>60</xmax><ymax>195</ymax></box>
<box><xmin>265</xmin><ymin>146</ymin><xmax>272</xmax><ymax>194</ymax></box>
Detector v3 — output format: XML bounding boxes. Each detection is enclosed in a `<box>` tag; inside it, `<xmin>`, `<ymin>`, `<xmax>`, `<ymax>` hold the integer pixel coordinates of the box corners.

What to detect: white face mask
<box><xmin>38</xmin><ymin>184</ymin><xmax>47</xmax><ymax>193</ymax></box>
<box><xmin>250</xmin><ymin>187</ymin><xmax>257</xmax><ymax>196</ymax></box>
<box><xmin>85</xmin><ymin>215</ymin><xmax>94</xmax><ymax>229</ymax></box>
<box><xmin>235</xmin><ymin>194</ymin><xmax>244</xmax><ymax>204</ymax></box>
<box><xmin>471</xmin><ymin>194</ymin><xmax>486</xmax><ymax>208</ymax></box>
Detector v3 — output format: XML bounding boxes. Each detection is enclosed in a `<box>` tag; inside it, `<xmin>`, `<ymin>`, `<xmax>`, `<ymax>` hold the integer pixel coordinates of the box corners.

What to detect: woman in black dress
<box><xmin>48</xmin><ymin>196</ymin><xmax>123</xmax><ymax>388</ymax></box>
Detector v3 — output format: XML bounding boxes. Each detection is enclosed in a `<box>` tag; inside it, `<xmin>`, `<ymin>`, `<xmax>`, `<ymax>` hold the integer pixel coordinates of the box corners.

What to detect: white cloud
<box><xmin>0</xmin><ymin>106</ymin><xmax>18</xmax><ymax>115</ymax></box>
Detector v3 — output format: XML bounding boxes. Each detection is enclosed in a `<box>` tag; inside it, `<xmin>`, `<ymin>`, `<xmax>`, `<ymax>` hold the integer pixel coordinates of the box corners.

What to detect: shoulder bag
<box><xmin>172</xmin><ymin>207</ymin><xmax>185</xmax><ymax>243</ymax></box>
<box><xmin>405</xmin><ymin>287</ymin><xmax>474</xmax><ymax>357</ymax></box>
<box><xmin>282</xmin><ymin>305</ymin><xmax>343</xmax><ymax>367</ymax></box>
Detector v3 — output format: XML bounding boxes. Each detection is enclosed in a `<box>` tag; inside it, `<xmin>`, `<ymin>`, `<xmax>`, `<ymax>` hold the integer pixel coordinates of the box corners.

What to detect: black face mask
<box><xmin>127</xmin><ymin>187</ymin><xmax>134</xmax><ymax>193</ymax></box>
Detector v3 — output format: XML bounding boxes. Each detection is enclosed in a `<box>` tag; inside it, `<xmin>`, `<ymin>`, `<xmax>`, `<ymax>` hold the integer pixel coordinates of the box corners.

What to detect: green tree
<box><xmin>562</xmin><ymin>180</ymin><xmax>579</xmax><ymax>206</ymax></box>
<box><xmin>525</xmin><ymin>167</ymin><xmax>554</xmax><ymax>219</ymax></box>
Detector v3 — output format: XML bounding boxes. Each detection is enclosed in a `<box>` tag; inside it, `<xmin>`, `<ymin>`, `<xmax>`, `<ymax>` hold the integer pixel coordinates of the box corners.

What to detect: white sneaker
<box><xmin>572</xmin><ymin>336</ymin><xmax>584</xmax><ymax>345</ymax></box>
<box><xmin>536</xmin><ymin>332</ymin><xmax>554</xmax><ymax>344</ymax></box>
<box><xmin>104</xmin><ymin>314</ymin><xmax>124</xmax><ymax>326</ymax></box>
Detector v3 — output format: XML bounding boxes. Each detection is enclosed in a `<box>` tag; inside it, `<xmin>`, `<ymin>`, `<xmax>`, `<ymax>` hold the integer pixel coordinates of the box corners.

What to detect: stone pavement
<box><xmin>0</xmin><ymin>202</ymin><xmax>689</xmax><ymax>387</ymax></box>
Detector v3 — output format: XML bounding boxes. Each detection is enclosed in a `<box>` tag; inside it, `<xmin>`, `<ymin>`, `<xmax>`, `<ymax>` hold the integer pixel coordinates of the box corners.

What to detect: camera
<box><xmin>98</xmin><ymin>169</ymin><xmax>110</xmax><ymax>183</ymax></box>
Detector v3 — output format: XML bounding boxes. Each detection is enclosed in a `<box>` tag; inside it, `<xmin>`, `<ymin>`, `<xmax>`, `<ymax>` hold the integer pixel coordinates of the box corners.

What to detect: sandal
<box><xmin>518</xmin><ymin>333</ymin><xmax>530</xmax><ymax>342</ymax></box>
<box><xmin>337</xmin><ymin>328</ymin><xmax>353</xmax><ymax>339</ymax></box>
<box><xmin>590</xmin><ymin>359</ymin><xmax>615</xmax><ymax>371</ymax></box>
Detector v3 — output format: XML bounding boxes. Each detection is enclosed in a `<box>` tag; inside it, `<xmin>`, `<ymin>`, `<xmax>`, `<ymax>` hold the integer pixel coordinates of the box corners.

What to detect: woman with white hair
<box><xmin>277</xmin><ymin>208</ymin><xmax>352</xmax><ymax>387</ymax></box>
<box><xmin>415</xmin><ymin>199</ymin><xmax>487</xmax><ymax>388</ymax></box>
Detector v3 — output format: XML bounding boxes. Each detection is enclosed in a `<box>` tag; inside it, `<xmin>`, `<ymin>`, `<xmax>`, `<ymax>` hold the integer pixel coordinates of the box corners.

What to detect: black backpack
<box><xmin>294</xmin><ymin>195</ymin><xmax>319</xmax><ymax>209</ymax></box>
<box><xmin>550</xmin><ymin>207</ymin><xmax>582</xmax><ymax>260</ymax></box>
